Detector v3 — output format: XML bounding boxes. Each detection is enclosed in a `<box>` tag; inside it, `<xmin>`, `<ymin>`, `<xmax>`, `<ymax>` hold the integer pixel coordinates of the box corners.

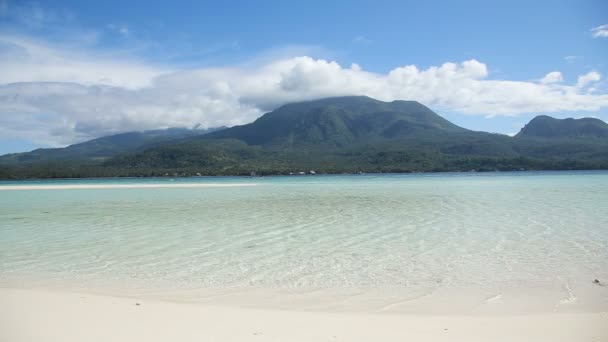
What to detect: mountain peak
<box><xmin>516</xmin><ymin>115</ymin><xmax>608</xmax><ymax>139</ymax></box>
<box><xmin>277</xmin><ymin>96</ymin><xmax>424</xmax><ymax>109</ymax></box>
<box><xmin>206</xmin><ymin>96</ymin><xmax>466</xmax><ymax>147</ymax></box>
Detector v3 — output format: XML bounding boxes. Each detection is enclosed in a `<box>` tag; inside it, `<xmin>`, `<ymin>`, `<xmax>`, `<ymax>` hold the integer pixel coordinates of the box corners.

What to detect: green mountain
<box><xmin>511</xmin><ymin>115</ymin><xmax>608</xmax><ymax>163</ymax></box>
<box><xmin>515</xmin><ymin>115</ymin><xmax>608</xmax><ymax>139</ymax></box>
<box><xmin>1</xmin><ymin>96</ymin><xmax>607</xmax><ymax>179</ymax></box>
<box><xmin>206</xmin><ymin>96</ymin><xmax>467</xmax><ymax>148</ymax></box>
<box><xmin>0</xmin><ymin>126</ymin><xmax>224</xmax><ymax>165</ymax></box>
<box><xmin>102</xmin><ymin>97</ymin><xmax>607</xmax><ymax>174</ymax></box>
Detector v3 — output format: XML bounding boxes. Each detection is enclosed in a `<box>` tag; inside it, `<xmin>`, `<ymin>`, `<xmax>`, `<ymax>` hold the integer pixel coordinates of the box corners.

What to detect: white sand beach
<box><xmin>2</xmin><ymin>174</ymin><xmax>608</xmax><ymax>341</ymax></box>
<box><xmin>0</xmin><ymin>183</ymin><xmax>259</xmax><ymax>190</ymax></box>
<box><xmin>1</xmin><ymin>288</ymin><xmax>606</xmax><ymax>342</ymax></box>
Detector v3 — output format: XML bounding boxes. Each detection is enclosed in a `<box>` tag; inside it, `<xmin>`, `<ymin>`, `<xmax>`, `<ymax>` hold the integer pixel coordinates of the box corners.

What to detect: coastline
<box><xmin>0</xmin><ymin>183</ymin><xmax>259</xmax><ymax>190</ymax></box>
<box><xmin>2</xmin><ymin>172</ymin><xmax>607</xmax><ymax>341</ymax></box>
<box><xmin>1</xmin><ymin>287</ymin><xmax>606</xmax><ymax>342</ymax></box>
<box><xmin>1</xmin><ymin>169</ymin><xmax>608</xmax><ymax>182</ymax></box>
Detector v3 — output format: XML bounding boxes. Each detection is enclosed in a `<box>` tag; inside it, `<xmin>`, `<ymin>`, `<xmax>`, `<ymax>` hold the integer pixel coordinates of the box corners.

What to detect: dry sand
<box><xmin>1</xmin><ymin>288</ymin><xmax>606</xmax><ymax>342</ymax></box>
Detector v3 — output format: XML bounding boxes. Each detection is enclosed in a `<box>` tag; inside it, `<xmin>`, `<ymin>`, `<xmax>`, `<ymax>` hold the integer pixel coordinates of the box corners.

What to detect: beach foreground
<box><xmin>1</xmin><ymin>288</ymin><xmax>606</xmax><ymax>342</ymax></box>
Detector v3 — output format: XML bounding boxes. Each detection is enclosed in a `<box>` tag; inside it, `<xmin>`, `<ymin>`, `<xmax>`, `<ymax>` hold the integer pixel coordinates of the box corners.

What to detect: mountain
<box><xmin>0</xmin><ymin>126</ymin><xmax>225</xmax><ymax>165</ymax></box>
<box><xmin>511</xmin><ymin>115</ymin><xmax>608</xmax><ymax>163</ymax></box>
<box><xmin>103</xmin><ymin>97</ymin><xmax>605</xmax><ymax>174</ymax></box>
<box><xmin>1</xmin><ymin>96</ymin><xmax>607</xmax><ymax>178</ymax></box>
<box><xmin>515</xmin><ymin>115</ymin><xmax>608</xmax><ymax>139</ymax></box>
<box><xmin>206</xmin><ymin>96</ymin><xmax>467</xmax><ymax>148</ymax></box>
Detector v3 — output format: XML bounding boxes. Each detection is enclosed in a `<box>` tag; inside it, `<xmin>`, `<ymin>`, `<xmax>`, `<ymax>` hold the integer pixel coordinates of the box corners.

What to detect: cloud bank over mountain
<box><xmin>1</xmin><ymin>34</ymin><xmax>607</xmax><ymax>146</ymax></box>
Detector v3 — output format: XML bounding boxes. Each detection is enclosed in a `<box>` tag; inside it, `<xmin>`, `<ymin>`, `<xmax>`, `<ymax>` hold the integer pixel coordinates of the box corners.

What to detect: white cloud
<box><xmin>108</xmin><ymin>24</ymin><xmax>130</xmax><ymax>36</ymax></box>
<box><xmin>0</xmin><ymin>34</ymin><xmax>168</xmax><ymax>89</ymax></box>
<box><xmin>352</xmin><ymin>36</ymin><xmax>371</xmax><ymax>44</ymax></box>
<box><xmin>540</xmin><ymin>71</ymin><xmax>563</xmax><ymax>84</ymax></box>
<box><xmin>576</xmin><ymin>71</ymin><xmax>601</xmax><ymax>88</ymax></box>
<box><xmin>1</xmin><ymin>36</ymin><xmax>608</xmax><ymax>147</ymax></box>
<box><xmin>591</xmin><ymin>24</ymin><xmax>608</xmax><ymax>38</ymax></box>
<box><xmin>564</xmin><ymin>55</ymin><xmax>581</xmax><ymax>63</ymax></box>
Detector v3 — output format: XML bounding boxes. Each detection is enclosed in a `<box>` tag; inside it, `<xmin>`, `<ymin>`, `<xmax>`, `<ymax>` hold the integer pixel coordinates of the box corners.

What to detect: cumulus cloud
<box><xmin>591</xmin><ymin>24</ymin><xmax>608</xmax><ymax>38</ymax></box>
<box><xmin>576</xmin><ymin>71</ymin><xmax>601</xmax><ymax>88</ymax></box>
<box><xmin>0</xmin><ymin>34</ymin><xmax>168</xmax><ymax>89</ymax></box>
<box><xmin>540</xmin><ymin>71</ymin><xmax>563</xmax><ymax>84</ymax></box>
<box><xmin>1</xmin><ymin>35</ymin><xmax>608</xmax><ymax>147</ymax></box>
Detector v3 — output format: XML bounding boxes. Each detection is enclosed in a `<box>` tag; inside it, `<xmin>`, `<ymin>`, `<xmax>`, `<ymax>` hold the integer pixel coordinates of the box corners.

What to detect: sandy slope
<box><xmin>1</xmin><ymin>288</ymin><xmax>606</xmax><ymax>342</ymax></box>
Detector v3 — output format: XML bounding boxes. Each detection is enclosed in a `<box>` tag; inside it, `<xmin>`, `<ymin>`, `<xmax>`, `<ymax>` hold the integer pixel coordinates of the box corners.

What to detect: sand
<box><xmin>0</xmin><ymin>183</ymin><xmax>258</xmax><ymax>190</ymax></box>
<box><xmin>1</xmin><ymin>288</ymin><xmax>606</xmax><ymax>342</ymax></box>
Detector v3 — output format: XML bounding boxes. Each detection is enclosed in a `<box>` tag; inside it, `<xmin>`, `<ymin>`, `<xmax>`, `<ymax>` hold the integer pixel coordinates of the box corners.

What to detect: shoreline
<box><xmin>0</xmin><ymin>183</ymin><xmax>259</xmax><ymax>190</ymax></box>
<box><xmin>1</xmin><ymin>287</ymin><xmax>606</xmax><ymax>342</ymax></box>
<box><xmin>3</xmin><ymin>280</ymin><xmax>606</xmax><ymax>316</ymax></box>
<box><xmin>2</xmin><ymin>171</ymin><xmax>607</xmax><ymax>341</ymax></box>
<box><xmin>1</xmin><ymin>169</ymin><xmax>607</xmax><ymax>183</ymax></box>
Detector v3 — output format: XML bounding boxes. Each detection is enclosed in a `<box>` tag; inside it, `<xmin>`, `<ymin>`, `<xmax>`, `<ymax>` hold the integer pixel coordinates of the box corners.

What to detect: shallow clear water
<box><xmin>1</xmin><ymin>172</ymin><xmax>608</xmax><ymax>313</ymax></box>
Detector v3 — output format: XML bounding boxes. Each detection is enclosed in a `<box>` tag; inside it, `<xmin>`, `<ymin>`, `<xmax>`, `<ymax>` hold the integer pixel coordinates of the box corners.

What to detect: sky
<box><xmin>0</xmin><ymin>0</ymin><xmax>607</xmax><ymax>154</ymax></box>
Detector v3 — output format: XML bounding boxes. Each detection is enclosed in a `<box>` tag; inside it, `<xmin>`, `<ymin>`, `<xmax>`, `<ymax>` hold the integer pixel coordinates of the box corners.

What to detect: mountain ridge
<box><xmin>0</xmin><ymin>126</ymin><xmax>225</xmax><ymax>165</ymax></box>
<box><xmin>205</xmin><ymin>96</ymin><xmax>468</xmax><ymax>148</ymax></box>
<box><xmin>1</xmin><ymin>96</ymin><xmax>607</xmax><ymax>178</ymax></box>
<box><xmin>515</xmin><ymin>115</ymin><xmax>608</xmax><ymax>139</ymax></box>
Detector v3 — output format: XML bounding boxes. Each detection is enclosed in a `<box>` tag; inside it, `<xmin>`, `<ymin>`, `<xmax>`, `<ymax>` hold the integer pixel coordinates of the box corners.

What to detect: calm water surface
<box><xmin>1</xmin><ymin>172</ymin><xmax>607</xmax><ymax>312</ymax></box>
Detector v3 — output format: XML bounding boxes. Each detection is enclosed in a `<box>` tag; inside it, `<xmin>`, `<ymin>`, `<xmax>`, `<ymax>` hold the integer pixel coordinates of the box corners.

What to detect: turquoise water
<box><xmin>1</xmin><ymin>172</ymin><xmax>608</xmax><ymax>312</ymax></box>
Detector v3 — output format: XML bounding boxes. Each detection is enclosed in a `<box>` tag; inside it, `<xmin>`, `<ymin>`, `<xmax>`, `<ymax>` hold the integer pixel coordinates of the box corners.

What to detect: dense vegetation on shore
<box><xmin>1</xmin><ymin>96</ymin><xmax>607</xmax><ymax>179</ymax></box>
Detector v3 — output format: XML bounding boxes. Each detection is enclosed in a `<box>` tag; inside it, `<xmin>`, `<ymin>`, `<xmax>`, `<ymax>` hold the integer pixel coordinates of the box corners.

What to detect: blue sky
<box><xmin>0</xmin><ymin>0</ymin><xmax>607</xmax><ymax>154</ymax></box>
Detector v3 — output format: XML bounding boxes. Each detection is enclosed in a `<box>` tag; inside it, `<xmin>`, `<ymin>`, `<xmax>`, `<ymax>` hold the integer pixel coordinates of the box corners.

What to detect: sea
<box><xmin>1</xmin><ymin>171</ymin><xmax>607</xmax><ymax>314</ymax></box>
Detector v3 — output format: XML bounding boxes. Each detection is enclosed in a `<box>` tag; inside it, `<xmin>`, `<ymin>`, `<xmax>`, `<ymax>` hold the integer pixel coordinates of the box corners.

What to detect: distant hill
<box><xmin>1</xmin><ymin>97</ymin><xmax>607</xmax><ymax>178</ymax></box>
<box><xmin>206</xmin><ymin>96</ymin><xmax>467</xmax><ymax>148</ymax></box>
<box><xmin>102</xmin><ymin>97</ymin><xmax>607</xmax><ymax>174</ymax></box>
<box><xmin>515</xmin><ymin>115</ymin><xmax>608</xmax><ymax>139</ymax></box>
<box><xmin>0</xmin><ymin>126</ymin><xmax>225</xmax><ymax>165</ymax></box>
<box><xmin>104</xmin><ymin>97</ymin><xmax>517</xmax><ymax>170</ymax></box>
<box><xmin>511</xmin><ymin>115</ymin><xmax>608</xmax><ymax>162</ymax></box>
